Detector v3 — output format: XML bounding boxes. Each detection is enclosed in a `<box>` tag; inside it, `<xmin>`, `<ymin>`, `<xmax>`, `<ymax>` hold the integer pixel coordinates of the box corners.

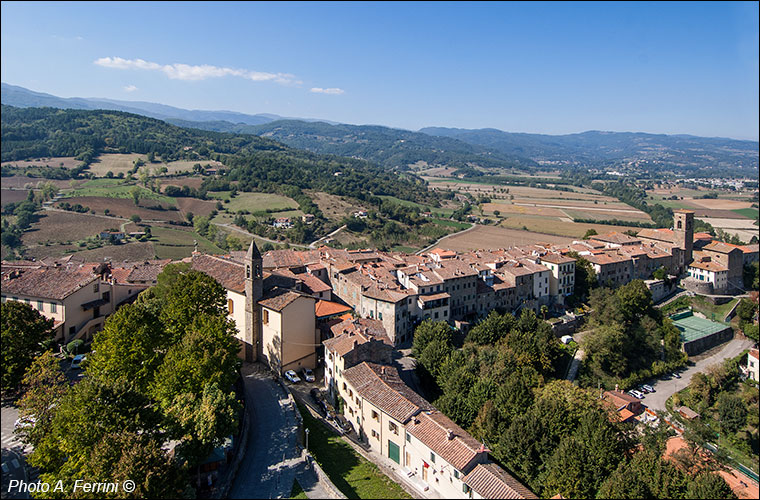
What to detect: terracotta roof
<box><xmin>429</xmin><ymin>248</ymin><xmax>456</xmax><ymax>258</ymax></box>
<box><xmin>191</xmin><ymin>254</ymin><xmax>245</xmax><ymax>293</ymax></box>
<box><xmin>343</xmin><ymin>362</ymin><xmax>432</xmax><ymax>422</ymax></box>
<box><xmin>405</xmin><ymin>411</ymin><xmax>484</xmax><ymax>471</ymax></box>
<box><xmin>591</xmin><ymin>232</ymin><xmax>641</xmax><ymax>245</ymax></box>
<box><xmin>749</xmin><ymin>348</ymin><xmax>759</xmax><ymax>361</ymax></box>
<box><xmin>637</xmin><ymin>228</ymin><xmax>676</xmax><ymax>243</ymax></box>
<box><xmin>262</xmin><ymin>249</ymin><xmax>322</xmax><ymax>269</ymax></box>
<box><xmin>418</xmin><ymin>292</ymin><xmax>450</xmax><ymax>302</ymax></box>
<box><xmin>694</xmin><ymin>232</ymin><xmax>713</xmax><ymax>241</ymax></box>
<box><xmin>603</xmin><ymin>390</ymin><xmax>639</xmax><ymax>409</ymax></box>
<box><xmin>315</xmin><ymin>300</ymin><xmax>352</xmax><ymax>318</ymax></box>
<box><xmin>298</xmin><ymin>273</ymin><xmax>332</xmax><ymax>294</ymax></box>
<box><xmin>703</xmin><ymin>241</ymin><xmax>742</xmax><ymax>254</ymax></box>
<box><xmin>125</xmin><ymin>261</ymin><xmax>170</xmax><ymax>283</ymax></box>
<box><xmin>689</xmin><ymin>260</ymin><xmax>728</xmax><ymax>273</ymax></box>
<box><xmin>463</xmin><ymin>463</ymin><xmax>537</xmax><ymax>499</ymax></box>
<box><xmin>586</xmin><ymin>252</ymin><xmax>631</xmax><ymax>266</ymax></box>
<box><xmin>539</xmin><ymin>253</ymin><xmax>575</xmax><ymax>265</ymax></box>
<box><xmin>259</xmin><ymin>287</ymin><xmax>311</xmax><ymax>311</ymax></box>
<box><xmin>618</xmin><ymin>408</ymin><xmax>635</xmax><ymax>421</ymax></box>
<box><xmin>329</xmin><ymin>317</ymin><xmax>390</xmax><ymax>343</ymax></box>
<box><xmin>1</xmin><ymin>267</ymin><xmax>97</xmax><ymax>300</ymax></box>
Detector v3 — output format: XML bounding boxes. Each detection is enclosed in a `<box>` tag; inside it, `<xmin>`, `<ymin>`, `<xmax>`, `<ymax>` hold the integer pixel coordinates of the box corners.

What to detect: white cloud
<box><xmin>94</xmin><ymin>56</ymin><xmax>300</xmax><ymax>85</ymax></box>
<box><xmin>310</xmin><ymin>87</ymin><xmax>345</xmax><ymax>95</ymax></box>
<box><xmin>123</xmin><ymin>85</ymin><xmax>138</xmax><ymax>92</ymax></box>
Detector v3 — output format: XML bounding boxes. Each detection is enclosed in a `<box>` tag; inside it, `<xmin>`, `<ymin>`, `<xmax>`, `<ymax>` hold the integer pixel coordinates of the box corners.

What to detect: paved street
<box><xmin>1</xmin><ymin>405</ymin><xmax>30</xmax><ymax>500</ymax></box>
<box><xmin>641</xmin><ymin>337</ymin><xmax>755</xmax><ymax>411</ymax></box>
<box><xmin>229</xmin><ymin>363</ymin><xmax>303</xmax><ymax>499</ymax></box>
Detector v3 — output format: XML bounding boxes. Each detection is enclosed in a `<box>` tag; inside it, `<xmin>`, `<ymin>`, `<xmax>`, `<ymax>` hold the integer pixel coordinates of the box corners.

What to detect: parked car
<box><xmin>309</xmin><ymin>387</ymin><xmax>321</xmax><ymax>403</ymax></box>
<box><xmin>672</xmin><ymin>372</ymin><xmax>681</xmax><ymax>379</ymax></box>
<box><xmin>637</xmin><ymin>386</ymin><xmax>649</xmax><ymax>394</ymax></box>
<box><xmin>642</xmin><ymin>384</ymin><xmax>655</xmax><ymax>393</ymax></box>
<box><xmin>71</xmin><ymin>354</ymin><xmax>86</xmax><ymax>370</ymax></box>
<box><xmin>14</xmin><ymin>416</ymin><xmax>36</xmax><ymax>431</ymax></box>
<box><xmin>318</xmin><ymin>400</ymin><xmax>328</xmax><ymax>416</ymax></box>
<box><xmin>302</xmin><ymin>368</ymin><xmax>315</xmax><ymax>383</ymax></box>
<box><xmin>628</xmin><ymin>390</ymin><xmax>644</xmax><ymax>399</ymax></box>
<box><xmin>284</xmin><ymin>370</ymin><xmax>301</xmax><ymax>383</ymax></box>
<box><xmin>560</xmin><ymin>335</ymin><xmax>574</xmax><ymax>345</ymax></box>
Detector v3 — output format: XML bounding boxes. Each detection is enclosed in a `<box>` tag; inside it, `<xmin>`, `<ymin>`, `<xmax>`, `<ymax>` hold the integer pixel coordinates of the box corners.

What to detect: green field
<box><xmin>391</xmin><ymin>245</ymin><xmax>421</xmax><ymax>253</ymax></box>
<box><xmin>70</xmin><ymin>179</ymin><xmax>178</xmax><ymax>206</ymax></box>
<box><xmin>149</xmin><ymin>226</ymin><xmax>224</xmax><ymax>259</ymax></box>
<box><xmin>296</xmin><ymin>402</ymin><xmax>411</xmax><ymax>499</ymax></box>
<box><xmin>733</xmin><ymin>208</ymin><xmax>759</xmax><ymax>219</ymax></box>
<box><xmin>222</xmin><ymin>192</ymin><xmax>299</xmax><ymax>213</ymax></box>
<box><xmin>377</xmin><ymin>195</ymin><xmax>429</xmax><ymax>209</ymax></box>
<box><xmin>661</xmin><ymin>296</ymin><xmax>739</xmax><ymax>323</ymax></box>
<box><xmin>430</xmin><ymin>218</ymin><xmax>471</xmax><ymax>230</ymax></box>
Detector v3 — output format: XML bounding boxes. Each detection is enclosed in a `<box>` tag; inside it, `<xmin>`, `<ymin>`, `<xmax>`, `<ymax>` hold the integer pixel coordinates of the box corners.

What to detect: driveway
<box><xmin>641</xmin><ymin>337</ymin><xmax>755</xmax><ymax>411</ymax></box>
<box><xmin>229</xmin><ymin>363</ymin><xmax>303</xmax><ymax>499</ymax></box>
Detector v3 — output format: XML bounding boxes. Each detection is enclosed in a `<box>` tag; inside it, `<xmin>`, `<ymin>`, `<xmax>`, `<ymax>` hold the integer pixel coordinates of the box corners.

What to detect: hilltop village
<box><xmin>3</xmin><ymin>209</ymin><xmax>758</xmax><ymax>498</ymax></box>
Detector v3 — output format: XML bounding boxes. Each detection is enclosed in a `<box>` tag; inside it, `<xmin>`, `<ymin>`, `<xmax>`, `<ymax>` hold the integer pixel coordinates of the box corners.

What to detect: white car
<box><xmin>284</xmin><ymin>370</ymin><xmax>301</xmax><ymax>383</ymax></box>
<box><xmin>628</xmin><ymin>390</ymin><xmax>644</xmax><ymax>399</ymax></box>
<box><xmin>302</xmin><ymin>368</ymin><xmax>315</xmax><ymax>383</ymax></box>
<box><xmin>642</xmin><ymin>384</ymin><xmax>655</xmax><ymax>393</ymax></box>
<box><xmin>560</xmin><ymin>335</ymin><xmax>574</xmax><ymax>345</ymax></box>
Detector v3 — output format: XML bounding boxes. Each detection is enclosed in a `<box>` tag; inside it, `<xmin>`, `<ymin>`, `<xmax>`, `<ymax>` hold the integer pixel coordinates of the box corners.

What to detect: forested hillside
<box><xmin>0</xmin><ymin>106</ymin><xmax>433</xmax><ymax>203</ymax></box>
<box><xmin>420</xmin><ymin>127</ymin><xmax>759</xmax><ymax>175</ymax></box>
<box><xmin>166</xmin><ymin>118</ymin><xmax>536</xmax><ymax>170</ymax></box>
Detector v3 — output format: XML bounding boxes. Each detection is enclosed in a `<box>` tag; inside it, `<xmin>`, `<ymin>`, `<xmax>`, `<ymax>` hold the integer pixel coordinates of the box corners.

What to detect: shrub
<box><xmin>66</xmin><ymin>339</ymin><xmax>84</xmax><ymax>355</ymax></box>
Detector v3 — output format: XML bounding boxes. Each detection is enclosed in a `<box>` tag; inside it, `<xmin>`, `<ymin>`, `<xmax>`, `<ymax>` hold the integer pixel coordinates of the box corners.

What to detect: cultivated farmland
<box><xmin>54</xmin><ymin>196</ymin><xmax>184</xmax><ymax>222</ymax></box>
<box><xmin>438</xmin><ymin>224</ymin><xmax>574</xmax><ymax>252</ymax></box>
<box><xmin>21</xmin><ymin>211</ymin><xmax>124</xmax><ymax>246</ymax></box>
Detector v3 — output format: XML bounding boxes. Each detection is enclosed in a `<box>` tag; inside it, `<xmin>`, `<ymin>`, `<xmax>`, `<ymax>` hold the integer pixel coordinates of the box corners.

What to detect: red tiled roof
<box><xmin>463</xmin><ymin>463</ymin><xmax>537</xmax><ymax>499</ymax></box>
<box><xmin>2</xmin><ymin>267</ymin><xmax>98</xmax><ymax>300</ymax></box>
<box><xmin>298</xmin><ymin>273</ymin><xmax>332</xmax><ymax>294</ymax></box>
<box><xmin>703</xmin><ymin>241</ymin><xmax>742</xmax><ymax>254</ymax></box>
<box><xmin>343</xmin><ymin>362</ymin><xmax>432</xmax><ymax>423</ymax></box>
<box><xmin>689</xmin><ymin>260</ymin><xmax>728</xmax><ymax>273</ymax></box>
<box><xmin>315</xmin><ymin>300</ymin><xmax>352</xmax><ymax>318</ymax></box>
<box><xmin>540</xmin><ymin>253</ymin><xmax>575</xmax><ymax>264</ymax></box>
<box><xmin>259</xmin><ymin>288</ymin><xmax>311</xmax><ymax>311</ymax></box>
<box><xmin>191</xmin><ymin>254</ymin><xmax>245</xmax><ymax>293</ymax></box>
<box><xmin>405</xmin><ymin>411</ymin><xmax>484</xmax><ymax>471</ymax></box>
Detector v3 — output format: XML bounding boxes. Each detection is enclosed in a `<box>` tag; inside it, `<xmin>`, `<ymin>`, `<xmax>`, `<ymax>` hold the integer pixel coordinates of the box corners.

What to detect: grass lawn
<box><xmin>661</xmin><ymin>296</ymin><xmax>739</xmax><ymax>322</ymax></box>
<box><xmin>296</xmin><ymin>402</ymin><xmax>411</xmax><ymax>500</ymax></box>
<box><xmin>289</xmin><ymin>479</ymin><xmax>308</xmax><ymax>499</ymax></box>
<box><xmin>207</xmin><ymin>190</ymin><xmax>233</xmax><ymax>201</ymax></box>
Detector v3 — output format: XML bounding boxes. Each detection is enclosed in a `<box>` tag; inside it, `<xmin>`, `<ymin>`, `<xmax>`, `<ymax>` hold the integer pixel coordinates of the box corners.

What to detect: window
<box><xmin>50</xmin><ymin>302</ymin><xmax>57</xmax><ymax>313</ymax></box>
<box><xmin>389</xmin><ymin>421</ymin><xmax>398</xmax><ymax>435</ymax></box>
<box><xmin>342</xmin><ymin>382</ymin><xmax>347</xmax><ymax>391</ymax></box>
<box><xmin>430</xmin><ymin>452</ymin><xmax>436</xmax><ymax>463</ymax></box>
<box><xmin>372</xmin><ymin>410</ymin><xmax>379</xmax><ymax>421</ymax></box>
<box><xmin>371</xmin><ymin>430</ymin><xmax>379</xmax><ymax>440</ymax></box>
<box><xmin>379</xmin><ymin>312</ymin><xmax>383</xmax><ymax>320</ymax></box>
<box><xmin>454</xmin><ymin>470</ymin><xmax>460</xmax><ymax>479</ymax></box>
<box><xmin>406</xmin><ymin>433</ymin><xmax>411</xmax><ymax>443</ymax></box>
<box><xmin>37</xmin><ymin>300</ymin><xmax>44</xmax><ymax>311</ymax></box>
<box><xmin>263</xmin><ymin>309</ymin><xmax>269</xmax><ymax>324</ymax></box>
<box><xmin>93</xmin><ymin>283</ymin><xmax>99</xmax><ymax>293</ymax></box>
<box><xmin>228</xmin><ymin>299</ymin><xmax>234</xmax><ymax>314</ymax></box>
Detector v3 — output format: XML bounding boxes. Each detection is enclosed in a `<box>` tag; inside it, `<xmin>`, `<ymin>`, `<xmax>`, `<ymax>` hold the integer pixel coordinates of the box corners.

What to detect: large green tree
<box><xmin>1</xmin><ymin>301</ymin><xmax>54</xmax><ymax>392</ymax></box>
<box><xmin>15</xmin><ymin>352</ymin><xmax>68</xmax><ymax>450</ymax></box>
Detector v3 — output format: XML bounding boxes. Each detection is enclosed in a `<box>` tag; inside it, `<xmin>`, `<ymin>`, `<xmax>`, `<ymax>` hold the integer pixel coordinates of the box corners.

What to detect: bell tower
<box><xmin>673</xmin><ymin>209</ymin><xmax>694</xmax><ymax>271</ymax></box>
<box><xmin>244</xmin><ymin>241</ymin><xmax>263</xmax><ymax>362</ymax></box>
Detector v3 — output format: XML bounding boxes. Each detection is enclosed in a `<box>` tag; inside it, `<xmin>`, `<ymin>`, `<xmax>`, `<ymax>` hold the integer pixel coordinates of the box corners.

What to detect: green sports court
<box><xmin>669</xmin><ymin>310</ymin><xmax>733</xmax><ymax>355</ymax></box>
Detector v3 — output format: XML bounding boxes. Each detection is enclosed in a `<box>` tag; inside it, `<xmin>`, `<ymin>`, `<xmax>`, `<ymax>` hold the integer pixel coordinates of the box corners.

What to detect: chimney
<box><xmin>446</xmin><ymin>429</ymin><xmax>454</xmax><ymax>440</ymax></box>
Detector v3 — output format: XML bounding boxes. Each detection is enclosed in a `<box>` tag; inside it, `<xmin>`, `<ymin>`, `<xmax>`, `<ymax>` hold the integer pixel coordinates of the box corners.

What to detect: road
<box><xmin>213</xmin><ymin>222</ymin><xmax>310</xmax><ymax>250</ymax></box>
<box><xmin>229</xmin><ymin>363</ymin><xmax>303</xmax><ymax>499</ymax></box>
<box><xmin>309</xmin><ymin>225</ymin><xmax>347</xmax><ymax>249</ymax></box>
<box><xmin>1</xmin><ymin>405</ymin><xmax>30</xmax><ymax>500</ymax></box>
<box><xmin>641</xmin><ymin>337</ymin><xmax>755</xmax><ymax>411</ymax></box>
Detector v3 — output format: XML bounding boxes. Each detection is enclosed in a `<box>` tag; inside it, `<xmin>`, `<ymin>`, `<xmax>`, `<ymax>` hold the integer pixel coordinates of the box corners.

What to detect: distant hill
<box><xmin>419</xmin><ymin>127</ymin><xmax>759</xmax><ymax>175</ymax></box>
<box><xmin>0</xmin><ymin>83</ymin><xmax>338</xmax><ymax>126</ymax></box>
<box><xmin>171</xmin><ymin>119</ymin><xmax>536</xmax><ymax>170</ymax></box>
<box><xmin>0</xmin><ymin>105</ymin><xmax>432</xmax><ymax>204</ymax></box>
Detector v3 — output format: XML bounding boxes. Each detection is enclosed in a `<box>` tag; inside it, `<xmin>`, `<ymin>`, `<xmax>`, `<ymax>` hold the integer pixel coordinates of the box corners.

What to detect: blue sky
<box><xmin>1</xmin><ymin>1</ymin><xmax>758</xmax><ymax>140</ymax></box>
